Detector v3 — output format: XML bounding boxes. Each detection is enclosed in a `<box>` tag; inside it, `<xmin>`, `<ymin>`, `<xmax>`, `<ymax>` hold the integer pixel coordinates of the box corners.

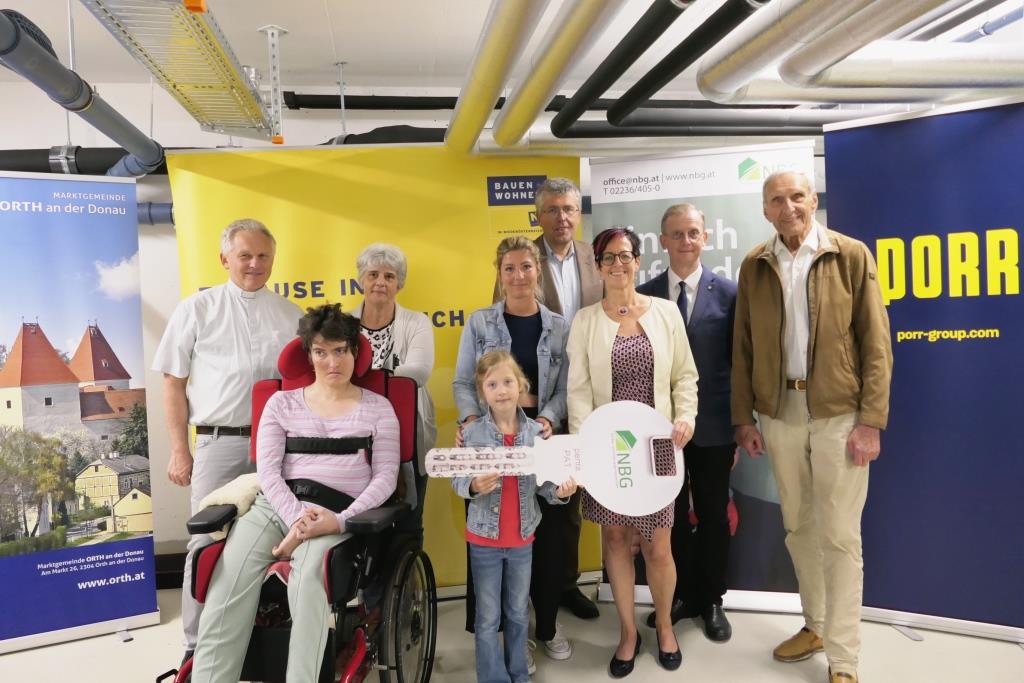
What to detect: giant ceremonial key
<box><xmin>427</xmin><ymin>401</ymin><xmax>685</xmax><ymax>517</ymax></box>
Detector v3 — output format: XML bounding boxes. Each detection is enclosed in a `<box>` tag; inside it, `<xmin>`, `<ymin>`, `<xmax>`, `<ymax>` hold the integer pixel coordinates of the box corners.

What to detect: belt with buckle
<box><xmin>786</xmin><ymin>379</ymin><xmax>807</xmax><ymax>391</ymax></box>
<box><xmin>195</xmin><ymin>425</ymin><xmax>251</xmax><ymax>437</ymax></box>
<box><xmin>287</xmin><ymin>479</ymin><xmax>355</xmax><ymax>514</ymax></box>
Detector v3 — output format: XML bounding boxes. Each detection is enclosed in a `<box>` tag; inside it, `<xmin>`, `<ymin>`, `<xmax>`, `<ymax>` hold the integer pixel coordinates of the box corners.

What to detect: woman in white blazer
<box><xmin>567</xmin><ymin>228</ymin><xmax>698</xmax><ymax>677</ymax></box>
<box><xmin>352</xmin><ymin>243</ymin><xmax>437</xmax><ymax>532</ymax></box>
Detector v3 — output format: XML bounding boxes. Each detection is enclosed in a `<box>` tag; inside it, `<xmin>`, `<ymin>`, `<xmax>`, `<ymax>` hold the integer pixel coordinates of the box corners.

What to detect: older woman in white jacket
<box><xmin>352</xmin><ymin>243</ymin><xmax>436</xmax><ymax>529</ymax></box>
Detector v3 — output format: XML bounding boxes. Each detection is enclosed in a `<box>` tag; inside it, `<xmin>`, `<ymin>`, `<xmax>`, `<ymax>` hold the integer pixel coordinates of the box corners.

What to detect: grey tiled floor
<box><xmin>0</xmin><ymin>588</ymin><xmax>1020</xmax><ymax>682</ymax></box>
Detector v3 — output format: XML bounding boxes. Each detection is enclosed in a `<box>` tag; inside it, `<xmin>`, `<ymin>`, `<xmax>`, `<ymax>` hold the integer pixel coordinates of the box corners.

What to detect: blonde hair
<box><xmin>475</xmin><ymin>350</ymin><xmax>531</xmax><ymax>396</ymax></box>
<box><xmin>494</xmin><ymin>236</ymin><xmax>544</xmax><ymax>301</ymax></box>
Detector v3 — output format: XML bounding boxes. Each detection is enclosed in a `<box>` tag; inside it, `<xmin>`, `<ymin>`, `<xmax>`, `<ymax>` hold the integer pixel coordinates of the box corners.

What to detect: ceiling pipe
<box><xmin>958</xmin><ymin>6</ymin><xmax>1024</xmax><ymax>42</ymax></box>
<box><xmin>556</xmin><ymin>121</ymin><xmax>824</xmax><ymax>137</ymax></box>
<box><xmin>492</xmin><ymin>0</ymin><xmax>627</xmax><ymax>147</ymax></box>
<box><xmin>778</xmin><ymin>0</ymin><xmax>974</xmax><ymax>87</ymax></box>
<box><xmin>620</xmin><ymin>106</ymin><xmax>890</xmax><ymax>127</ymax></box>
<box><xmin>0</xmin><ymin>147</ymin><xmax>169</xmax><ymax>175</ymax></box>
<box><xmin>696</xmin><ymin>0</ymin><xmax>876</xmax><ymax>103</ymax></box>
<box><xmin>138</xmin><ymin>202</ymin><xmax>174</xmax><ymax>226</ymax></box>
<box><xmin>445</xmin><ymin>0</ymin><xmax>550</xmax><ymax>154</ymax></box>
<box><xmin>0</xmin><ymin>10</ymin><xmax>164</xmax><ymax>177</ymax></box>
<box><xmin>284</xmin><ymin>91</ymin><xmax>788</xmax><ymax>112</ymax></box>
<box><xmin>607</xmin><ymin>0</ymin><xmax>768</xmax><ymax>127</ymax></box>
<box><xmin>787</xmin><ymin>41</ymin><xmax>1024</xmax><ymax>88</ymax></box>
<box><xmin>897</xmin><ymin>0</ymin><xmax>1008</xmax><ymax>40</ymax></box>
<box><xmin>548</xmin><ymin>0</ymin><xmax>693</xmax><ymax>138</ymax></box>
<box><xmin>477</xmin><ymin>121</ymin><xmax>812</xmax><ymax>156</ymax></box>
<box><xmin>701</xmin><ymin>74</ymin><xmax>1014</xmax><ymax>104</ymax></box>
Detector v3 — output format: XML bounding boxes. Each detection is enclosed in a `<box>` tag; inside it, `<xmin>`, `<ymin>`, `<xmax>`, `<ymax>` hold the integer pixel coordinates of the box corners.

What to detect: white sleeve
<box><xmin>393</xmin><ymin>310</ymin><xmax>434</xmax><ymax>387</ymax></box>
<box><xmin>151</xmin><ymin>299</ymin><xmax>195</xmax><ymax>378</ymax></box>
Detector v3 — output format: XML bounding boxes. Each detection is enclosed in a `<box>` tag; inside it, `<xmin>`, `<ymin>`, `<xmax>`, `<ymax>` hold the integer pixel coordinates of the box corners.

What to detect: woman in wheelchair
<box><xmin>190</xmin><ymin>303</ymin><xmax>401</xmax><ymax>683</ymax></box>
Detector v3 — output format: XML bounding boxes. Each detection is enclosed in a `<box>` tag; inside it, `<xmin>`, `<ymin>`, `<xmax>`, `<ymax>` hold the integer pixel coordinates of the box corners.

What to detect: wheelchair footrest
<box><xmin>338</xmin><ymin>626</ymin><xmax>371</xmax><ymax>683</ymax></box>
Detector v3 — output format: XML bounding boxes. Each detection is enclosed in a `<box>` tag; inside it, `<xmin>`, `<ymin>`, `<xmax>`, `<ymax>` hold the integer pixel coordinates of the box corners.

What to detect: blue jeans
<box><xmin>470</xmin><ymin>543</ymin><xmax>533</xmax><ymax>683</ymax></box>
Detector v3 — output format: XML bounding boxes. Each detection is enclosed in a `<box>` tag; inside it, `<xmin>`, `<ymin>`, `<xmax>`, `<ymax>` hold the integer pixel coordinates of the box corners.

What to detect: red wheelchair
<box><xmin>159</xmin><ymin>336</ymin><xmax>436</xmax><ymax>683</ymax></box>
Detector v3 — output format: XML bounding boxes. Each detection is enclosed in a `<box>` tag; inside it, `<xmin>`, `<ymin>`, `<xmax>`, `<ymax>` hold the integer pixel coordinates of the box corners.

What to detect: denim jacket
<box><xmin>452</xmin><ymin>408</ymin><xmax>566</xmax><ymax>541</ymax></box>
<box><xmin>452</xmin><ymin>301</ymin><xmax>569</xmax><ymax>428</ymax></box>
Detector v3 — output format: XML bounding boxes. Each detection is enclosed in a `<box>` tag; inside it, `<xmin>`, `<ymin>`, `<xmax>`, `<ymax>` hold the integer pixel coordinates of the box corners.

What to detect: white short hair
<box><xmin>762</xmin><ymin>171</ymin><xmax>816</xmax><ymax>200</ymax></box>
<box><xmin>356</xmin><ymin>243</ymin><xmax>409</xmax><ymax>289</ymax></box>
<box><xmin>220</xmin><ymin>218</ymin><xmax>276</xmax><ymax>255</ymax></box>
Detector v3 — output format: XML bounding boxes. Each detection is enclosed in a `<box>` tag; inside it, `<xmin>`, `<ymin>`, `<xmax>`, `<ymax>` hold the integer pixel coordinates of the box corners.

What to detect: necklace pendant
<box><xmin>617</xmin><ymin>306</ymin><xmax>629</xmax><ymax>316</ymax></box>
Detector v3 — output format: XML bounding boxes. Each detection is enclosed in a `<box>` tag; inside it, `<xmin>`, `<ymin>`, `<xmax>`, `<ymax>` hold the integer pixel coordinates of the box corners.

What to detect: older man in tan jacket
<box><xmin>732</xmin><ymin>171</ymin><xmax>893</xmax><ymax>683</ymax></box>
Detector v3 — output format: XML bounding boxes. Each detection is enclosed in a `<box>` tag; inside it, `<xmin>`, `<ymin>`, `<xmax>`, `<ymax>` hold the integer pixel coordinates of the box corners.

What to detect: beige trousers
<box><xmin>760</xmin><ymin>389</ymin><xmax>868</xmax><ymax>675</ymax></box>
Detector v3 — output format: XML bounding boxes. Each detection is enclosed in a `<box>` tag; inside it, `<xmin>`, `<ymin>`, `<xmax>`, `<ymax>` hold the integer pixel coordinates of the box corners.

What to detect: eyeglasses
<box><xmin>600</xmin><ymin>251</ymin><xmax>637</xmax><ymax>266</ymax></box>
<box><xmin>542</xmin><ymin>206</ymin><xmax>579</xmax><ymax>217</ymax></box>
<box><xmin>664</xmin><ymin>230</ymin><xmax>704</xmax><ymax>242</ymax></box>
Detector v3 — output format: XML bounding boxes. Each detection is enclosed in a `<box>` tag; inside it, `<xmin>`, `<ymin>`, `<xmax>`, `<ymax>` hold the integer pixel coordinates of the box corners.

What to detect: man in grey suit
<box><xmin>532</xmin><ymin>178</ymin><xmax>604</xmax><ymax>322</ymax></box>
<box><xmin>638</xmin><ymin>203</ymin><xmax>737</xmax><ymax>642</ymax></box>
<box><xmin>533</xmin><ymin>177</ymin><xmax>603</xmax><ymax>620</ymax></box>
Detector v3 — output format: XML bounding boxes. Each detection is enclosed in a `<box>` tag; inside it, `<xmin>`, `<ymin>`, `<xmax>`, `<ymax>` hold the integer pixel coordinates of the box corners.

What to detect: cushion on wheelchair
<box><xmin>265</xmin><ymin>560</ymin><xmax>292</xmax><ymax>585</ymax></box>
<box><xmin>192</xmin><ymin>539</ymin><xmax>226</xmax><ymax>603</ymax></box>
<box><xmin>345</xmin><ymin>502</ymin><xmax>410</xmax><ymax>535</ymax></box>
<box><xmin>257</xmin><ymin>536</ymin><xmax>360</xmax><ymax>609</ymax></box>
<box><xmin>187</xmin><ymin>503</ymin><xmax>239</xmax><ymax>535</ymax></box>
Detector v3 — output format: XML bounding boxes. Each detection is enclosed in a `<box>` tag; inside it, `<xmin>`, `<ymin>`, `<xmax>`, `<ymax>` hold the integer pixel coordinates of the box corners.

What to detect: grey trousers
<box><xmin>190</xmin><ymin>494</ymin><xmax>343</xmax><ymax>683</ymax></box>
<box><xmin>182</xmin><ymin>433</ymin><xmax>254</xmax><ymax>649</ymax></box>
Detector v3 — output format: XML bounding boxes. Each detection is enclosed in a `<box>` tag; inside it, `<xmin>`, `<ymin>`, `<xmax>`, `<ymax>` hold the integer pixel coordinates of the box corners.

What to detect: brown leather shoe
<box><xmin>829</xmin><ymin>668</ymin><xmax>858</xmax><ymax>683</ymax></box>
<box><xmin>772</xmin><ymin>627</ymin><xmax>823</xmax><ymax>662</ymax></box>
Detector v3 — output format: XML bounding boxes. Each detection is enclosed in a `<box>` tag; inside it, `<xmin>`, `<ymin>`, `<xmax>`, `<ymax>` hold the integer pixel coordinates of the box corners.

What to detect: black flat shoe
<box><xmin>656</xmin><ymin>630</ymin><xmax>682</xmax><ymax>671</ymax></box>
<box><xmin>609</xmin><ymin>632</ymin><xmax>642</xmax><ymax>678</ymax></box>
<box><xmin>702</xmin><ymin>604</ymin><xmax>732</xmax><ymax>642</ymax></box>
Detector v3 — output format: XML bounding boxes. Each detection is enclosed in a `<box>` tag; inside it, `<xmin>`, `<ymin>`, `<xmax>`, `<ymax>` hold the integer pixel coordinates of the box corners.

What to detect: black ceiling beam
<box><xmin>607</xmin><ymin>0</ymin><xmax>769</xmax><ymax>127</ymax></box>
<box><xmin>283</xmin><ymin>92</ymin><xmax>789</xmax><ymax>113</ymax></box>
<box><xmin>549</xmin><ymin>0</ymin><xmax>691</xmax><ymax>137</ymax></box>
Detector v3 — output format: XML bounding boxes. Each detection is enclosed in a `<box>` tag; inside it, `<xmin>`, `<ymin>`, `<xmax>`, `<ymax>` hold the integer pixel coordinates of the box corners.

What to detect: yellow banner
<box><xmin>166</xmin><ymin>145</ymin><xmax>599</xmax><ymax>586</ymax></box>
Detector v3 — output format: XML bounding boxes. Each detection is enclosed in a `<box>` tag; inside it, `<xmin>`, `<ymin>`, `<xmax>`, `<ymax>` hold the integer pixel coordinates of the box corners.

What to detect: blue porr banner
<box><xmin>0</xmin><ymin>171</ymin><xmax>158</xmax><ymax>652</ymax></box>
<box><xmin>486</xmin><ymin>174</ymin><xmax>546</xmax><ymax>206</ymax></box>
<box><xmin>824</xmin><ymin>102</ymin><xmax>1024</xmax><ymax>631</ymax></box>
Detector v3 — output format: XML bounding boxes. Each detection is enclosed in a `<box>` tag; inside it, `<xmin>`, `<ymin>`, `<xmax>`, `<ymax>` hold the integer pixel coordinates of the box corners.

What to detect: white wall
<box><xmin>22</xmin><ymin>384</ymin><xmax>80</xmax><ymax>435</ymax></box>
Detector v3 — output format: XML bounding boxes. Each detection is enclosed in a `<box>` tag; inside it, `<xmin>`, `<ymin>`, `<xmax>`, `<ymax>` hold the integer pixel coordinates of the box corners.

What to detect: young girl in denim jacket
<box><xmin>453</xmin><ymin>350</ymin><xmax>577</xmax><ymax>683</ymax></box>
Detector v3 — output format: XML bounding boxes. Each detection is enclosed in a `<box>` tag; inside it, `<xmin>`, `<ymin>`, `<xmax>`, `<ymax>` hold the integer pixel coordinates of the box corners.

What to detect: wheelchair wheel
<box><xmin>378</xmin><ymin>546</ymin><xmax>436</xmax><ymax>683</ymax></box>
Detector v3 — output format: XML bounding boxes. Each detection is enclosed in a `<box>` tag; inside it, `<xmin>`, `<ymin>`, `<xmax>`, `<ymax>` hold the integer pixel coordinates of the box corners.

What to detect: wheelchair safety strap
<box><xmin>286</xmin><ymin>479</ymin><xmax>356</xmax><ymax>514</ymax></box>
<box><xmin>284</xmin><ymin>435</ymin><xmax>374</xmax><ymax>464</ymax></box>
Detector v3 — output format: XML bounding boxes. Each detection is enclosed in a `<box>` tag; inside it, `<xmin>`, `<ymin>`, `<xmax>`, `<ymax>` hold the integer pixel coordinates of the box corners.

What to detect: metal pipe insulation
<box><xmin>492</xmin><ymin>0</ymin><xmax>627</xmax><ymax>147</ymax></box>
<box><xmin>0</xmin><ymin>9</ymin><xmax>164</xmax><ymax>176</ymax></box>
<box><xmin>445</xmin><ymin>0</ymin><xmax>550</xmax><ymax>154</ymax></box>
<box><xmin>778</xmin><ymin>0</ymin><xmax>973</xmax><ymax>87</ymax></box>
<box><xmin>696</xmin><ymin>0</ymin><xmax>875</xmax><ymax>103</ymax></box>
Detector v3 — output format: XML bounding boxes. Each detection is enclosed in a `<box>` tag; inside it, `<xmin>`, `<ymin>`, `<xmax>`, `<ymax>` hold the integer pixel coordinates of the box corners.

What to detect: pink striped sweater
<box><xmin>256</xmin><ymin>387</ymin><xmax>400</xmax><ymax>531</ymax></box>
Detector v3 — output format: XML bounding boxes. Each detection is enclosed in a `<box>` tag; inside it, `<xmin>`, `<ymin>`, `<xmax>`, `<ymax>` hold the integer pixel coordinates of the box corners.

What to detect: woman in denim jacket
<box><xmin>452</xmin><ymin>236</ymin><xmax>573</xmax><ymax>659</ymax></box>
<box><xmin>453</xmin><ymin>350</ymin><xmax>576</xmax><ymax>683</ymax></box>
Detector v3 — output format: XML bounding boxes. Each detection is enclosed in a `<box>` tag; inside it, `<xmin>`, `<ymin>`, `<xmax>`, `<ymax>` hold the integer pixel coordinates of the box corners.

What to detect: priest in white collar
<box><xmin>152</xmin><ymin>218</ymin><xmax>303</xmax><ymax>664</ymax></box>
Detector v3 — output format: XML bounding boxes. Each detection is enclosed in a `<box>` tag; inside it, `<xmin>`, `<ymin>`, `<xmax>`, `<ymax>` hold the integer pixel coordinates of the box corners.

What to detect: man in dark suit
<box><xmin>638</xmin><ymin>203</ymin><xmax>737</xmax><ymax>642</ymax></box>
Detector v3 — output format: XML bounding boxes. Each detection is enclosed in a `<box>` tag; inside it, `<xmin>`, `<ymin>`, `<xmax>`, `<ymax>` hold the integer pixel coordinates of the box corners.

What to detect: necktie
<box><xmin>677</xmin><ymin>283</ymin><xmax>689</xmax><ymax>325</ymax></box>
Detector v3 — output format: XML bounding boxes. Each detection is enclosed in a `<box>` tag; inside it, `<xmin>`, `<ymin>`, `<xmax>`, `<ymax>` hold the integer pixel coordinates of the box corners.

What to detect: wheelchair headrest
<box><xmin>277</xmin><ymin>335</ymin><xmax>373</xmax><ymax>389</ymax></box>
